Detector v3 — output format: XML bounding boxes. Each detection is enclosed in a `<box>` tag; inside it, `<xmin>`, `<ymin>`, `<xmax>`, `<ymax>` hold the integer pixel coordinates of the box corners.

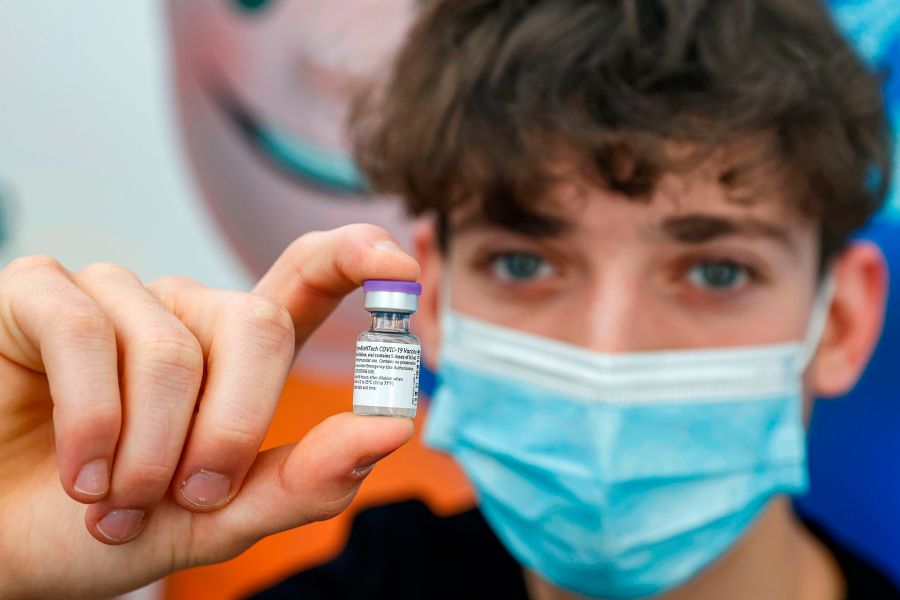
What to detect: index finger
<box><xmin>251</xmin><ymin>223</ymin><xmax>420</xmax><ymax>344</ymax></box>
<box><xmin>0</xmin><ymin>256</ymin><xmax>121</xmax><ymax>503</ymax></box>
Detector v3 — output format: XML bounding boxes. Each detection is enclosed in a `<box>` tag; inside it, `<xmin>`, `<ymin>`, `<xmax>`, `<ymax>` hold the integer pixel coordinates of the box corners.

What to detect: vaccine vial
<box><xmin>353</xmin><ymin>279</ymin><xmax>422</xmax><ymax>418</ymax></box>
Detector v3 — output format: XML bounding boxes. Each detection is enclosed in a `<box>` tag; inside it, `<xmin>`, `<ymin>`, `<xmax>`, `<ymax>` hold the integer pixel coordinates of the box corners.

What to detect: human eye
<box><xmin>488</xmin><ymin>251</ymin><xmax>556</xmax><ymax>283</ymax></box>
<box><xmin>685</xmin><ymin>259</ymin><xmax>755</xmax><ymax>293</ymax></box>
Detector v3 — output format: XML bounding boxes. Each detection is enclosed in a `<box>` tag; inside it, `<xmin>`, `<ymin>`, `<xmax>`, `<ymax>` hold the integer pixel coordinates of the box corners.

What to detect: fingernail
<box><xmin>180</xmin><ymin>470</ymin><xmax>232</xmax><ymax>508</ymax></box>
<box><xmin>373</xmin><ymin>240</ymin><xmax>405</xmax><ymax>253</ymax></box>
<box><xmin>74</xmin><ymin>459</ymin><xmax>109</xmax><ymax>497</ymax></box>
<box><xmin>350</xmin><ymin>452</ymin><xmax>390</xmax><ymax>480</ymax></box>
<box><xmin>96</xmin><ymin>509</ymin><xmax>145</xmax><ymax>543</ymax></box>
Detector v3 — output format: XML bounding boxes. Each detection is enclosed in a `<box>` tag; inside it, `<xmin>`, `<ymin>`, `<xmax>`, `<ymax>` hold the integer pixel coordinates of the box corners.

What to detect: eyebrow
<box><xmin>450</xmin><ymin>211</ymin><xmax>576</xmax><ymax>239</ymax></box>
<box><xmin>657</xmin><ymin>214</ymin><xmax>795</xmax><ymax>251</ymax></box>
<box><xmin>450</xmin><ymin>210</ymin><xmax>796</xmax><ymax>253</ymax></box>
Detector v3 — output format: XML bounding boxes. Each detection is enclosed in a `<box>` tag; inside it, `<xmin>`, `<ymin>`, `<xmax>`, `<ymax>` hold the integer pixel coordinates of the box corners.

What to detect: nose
<box><xmin>574</xmin><ymin>271</ymin><xmax>668</xmax><ymax>354</ymax></box>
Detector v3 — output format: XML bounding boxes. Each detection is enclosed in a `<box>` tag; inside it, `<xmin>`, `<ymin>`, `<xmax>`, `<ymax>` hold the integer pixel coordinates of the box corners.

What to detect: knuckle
<box><xmin>145</xmin><ymin>275</ymin><xmax>199</xmax><ymax>310</ymax></box>
<box><xmin>340</xmin><ymin>223</ymin><xmax>383</xmax><ymax>252</ymax></box>
<box><xmin>53</xmin><ymin>307</ymin><xmax>114</xmax><ymax>347</ymax></box>
<box><xmin>339</xmin><ymin>223</ymin><xmax>394</xmax><ymax>267</ymax></box>
<box><xmin>59</xmin><ymin>404</ymin><xmax>121</xmax><ymax>450</ymax></box>
<box><xmin>282</xmin><ymin>234</ymin><xmax>313</xmax><ymax>262</ymax></box>
<box><xmin>288</xmin><ymin>229</ymin><xmax>325</xmax><ymax>252</ymax></box>
<box><xmin>133</xmin><ymin>334</ymin><xmax>204</xmax><ymax>391</ymax></box>
<box><xmin>342</xmin><ymin>222</ymin><xmax>387</xmax><ymax>240</ymax></box>
<box><xmin>210</xmin><ymin>417</ymin><xmax>264</xmax><ymax>451</ymax></box>
<box><xmin>70</xmin><ymin>405</ymin><xmax>121</xmax><ymax>440</ymax></box>
<box><xmin>283</xmin><ymin>230</ymin><xmax>343</xmax><ymax>267</ymax></box>
<box><xmin>273</xmin><ymin>455</ymin><xmax>357</xmax><ymax>525</ymax></box>
<box><xmin>146</xmin><ymin>275</ymin><xmax>199</xmax><ymax>294</ymax></box>
<box><xmin>236</xmin><ymin>295</ymin><xmax>295</xmax><ymax>355</ymax></box>
<box><xmin>305</xmin><ymin>491</ymin><xmax>355</xmax><ymax>523</ymax></box>
<box><xmin>6</xmin><ymin>254</ymin><xmax>63</xmax><ymax>276</ymax></box>
<box><xmin>78</xmin><ymin>261</ymin><xmax>138</xmax><ymax>282</ymax></box>
<box><xmin>119</xmin><ymin>459</ymin><xmax>176</xmax><ymax>493</ymax></box>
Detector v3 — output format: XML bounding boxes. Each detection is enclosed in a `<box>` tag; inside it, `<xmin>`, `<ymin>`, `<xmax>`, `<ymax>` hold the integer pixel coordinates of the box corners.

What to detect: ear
<box><xmin>810</xmin><ymin>241</ymin><xmax>888</xmax><ymax>398</ymax></box>
<box><xmin>411</xmin><ymin>216</ymin><xmax>443</xmax><ymax>372</ymax></box>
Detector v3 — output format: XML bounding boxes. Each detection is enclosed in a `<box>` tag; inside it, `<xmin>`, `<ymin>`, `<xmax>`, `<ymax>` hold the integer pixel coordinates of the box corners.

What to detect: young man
<box><xmin>0</xmin><ymin>1</ymin><xmax>893</xmax><ymax>599</ymax></box>
<box><xmin>254</xmin><ymin>0</ymin><xmax>896</xmax><ymax>598</ymax></box>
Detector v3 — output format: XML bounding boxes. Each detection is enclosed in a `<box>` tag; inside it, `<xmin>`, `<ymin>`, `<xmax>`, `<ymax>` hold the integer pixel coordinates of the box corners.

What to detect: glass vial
<box><xmin>353</xmin><ymin>280</ymin><xmax>422</xmax><ymax>418</ymax></box>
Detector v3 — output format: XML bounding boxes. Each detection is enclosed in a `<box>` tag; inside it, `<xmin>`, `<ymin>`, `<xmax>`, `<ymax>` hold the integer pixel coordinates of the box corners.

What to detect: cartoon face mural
<box><xmin>168</xmin><ymin>0</ymin><xmax>418</xmax><ymax>375</ymax></box>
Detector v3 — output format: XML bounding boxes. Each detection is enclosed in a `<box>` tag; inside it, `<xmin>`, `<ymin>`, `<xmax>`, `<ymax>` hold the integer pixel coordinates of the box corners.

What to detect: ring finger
<box><xmin>72</xmin><ymin>263</ymin><xmax>205</xmax><ymax>544</ymax></box>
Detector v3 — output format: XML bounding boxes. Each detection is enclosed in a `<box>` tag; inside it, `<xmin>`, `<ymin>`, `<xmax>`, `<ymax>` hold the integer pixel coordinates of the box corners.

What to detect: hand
<box><xmin>0</xmin><ymin>224</ymin><xmax>420</xmax><ymax>599</ymax></box>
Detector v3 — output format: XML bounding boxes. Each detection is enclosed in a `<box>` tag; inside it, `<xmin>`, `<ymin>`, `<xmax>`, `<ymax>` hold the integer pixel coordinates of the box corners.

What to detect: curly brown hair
<box><xmin>351</xmin><ymin>0</ymin><xmax>893</xmax><ymax>264</ymax></box>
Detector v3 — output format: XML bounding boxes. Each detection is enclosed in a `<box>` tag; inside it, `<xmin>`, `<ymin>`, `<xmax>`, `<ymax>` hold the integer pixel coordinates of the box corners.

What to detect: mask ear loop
<box><xmin>797</xmin><ymin>269</ymin><xmax>838</xmax><ymax>372</ymax></box>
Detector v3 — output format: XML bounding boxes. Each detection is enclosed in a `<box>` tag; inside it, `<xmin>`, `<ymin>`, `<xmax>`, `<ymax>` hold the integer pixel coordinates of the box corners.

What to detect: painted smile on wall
<box><xmin>169</xmin><ymin>0</ymin><xmax>418</xmax><ymax>375</ymax></box>
<box><xmin>213</xmin><ymin>83</ymin><xmax>368</xmax><ymax>195</ymax></box>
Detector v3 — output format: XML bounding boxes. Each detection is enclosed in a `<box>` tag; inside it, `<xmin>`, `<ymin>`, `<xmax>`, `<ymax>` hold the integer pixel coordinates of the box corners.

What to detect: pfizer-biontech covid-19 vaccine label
<box><xmin>353</xmin><ymin>341</ymin><xmax>421</xmax><ymax>409</ymax></box>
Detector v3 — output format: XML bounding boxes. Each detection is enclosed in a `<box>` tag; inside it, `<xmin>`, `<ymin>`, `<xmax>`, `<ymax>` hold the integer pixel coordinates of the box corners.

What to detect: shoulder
<box><xmin>245</xmin><ymin>499</ymin><xmax>528</xmax><ymax>600</ymax></box>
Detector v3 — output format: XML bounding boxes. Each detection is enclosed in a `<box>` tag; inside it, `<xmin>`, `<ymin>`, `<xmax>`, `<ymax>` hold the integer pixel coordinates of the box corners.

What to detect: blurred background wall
<box><xmin>0</xmin><ymin>1</ymin><xmax>252</xmax><ymax>290</ymax></box>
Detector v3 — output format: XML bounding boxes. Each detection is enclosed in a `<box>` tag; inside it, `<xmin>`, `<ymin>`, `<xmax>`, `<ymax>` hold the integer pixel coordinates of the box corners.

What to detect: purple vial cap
<box><xmin>363</xmin><ymin>279</ymin><xmax>422</xmax><ymax>295</ymax></box>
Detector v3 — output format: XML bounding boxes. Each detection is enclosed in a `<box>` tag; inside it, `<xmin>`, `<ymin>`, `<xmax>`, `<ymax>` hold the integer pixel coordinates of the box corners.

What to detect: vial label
<box><xmin>353</xmin><ymin>341</ymin><xmax>421</xmax><ymax>409</ymax></box>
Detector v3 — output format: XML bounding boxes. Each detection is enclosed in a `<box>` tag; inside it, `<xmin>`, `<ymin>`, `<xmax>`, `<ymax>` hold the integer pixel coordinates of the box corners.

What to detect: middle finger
<box><xmin>147</xmin><ymin>276</ymin><xmax>296</xmax><ymax>513</ymax></box>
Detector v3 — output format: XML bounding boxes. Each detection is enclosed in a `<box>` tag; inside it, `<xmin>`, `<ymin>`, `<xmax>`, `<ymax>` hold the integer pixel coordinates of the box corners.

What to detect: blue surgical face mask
<box><xmin>422</xmin><ymin>273</ymin><xmax>835</xmax><ymax>599</ymax></box>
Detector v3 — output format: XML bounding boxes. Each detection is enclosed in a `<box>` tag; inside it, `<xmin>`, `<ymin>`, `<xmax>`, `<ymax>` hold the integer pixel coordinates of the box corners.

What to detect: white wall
<box><xmin>0</xmin><ymin>1</ymin><xmax>252</xmax><ymax>290</ymax></box>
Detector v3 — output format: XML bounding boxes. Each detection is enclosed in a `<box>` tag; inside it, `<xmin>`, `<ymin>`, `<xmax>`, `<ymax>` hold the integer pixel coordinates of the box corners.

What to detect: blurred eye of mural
<box><xmin>232</xmin><ymin>0</ymin><xmax>276</xmax><ymax>14</ymax></box>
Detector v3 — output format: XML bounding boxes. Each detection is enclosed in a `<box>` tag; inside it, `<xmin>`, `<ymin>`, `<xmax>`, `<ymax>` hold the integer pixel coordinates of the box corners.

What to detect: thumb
<box><xmin>193</xmin><ymin>412</ymin><xmax>415</xmax><ymax>558</ymax></box>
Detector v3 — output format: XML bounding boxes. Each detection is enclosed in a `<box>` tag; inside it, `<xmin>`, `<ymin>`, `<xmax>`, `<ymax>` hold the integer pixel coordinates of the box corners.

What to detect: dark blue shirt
<box><xmin>247</xmin><ymin>499</ymin><xmax>898</xmax><ymax>600</ymax></box>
